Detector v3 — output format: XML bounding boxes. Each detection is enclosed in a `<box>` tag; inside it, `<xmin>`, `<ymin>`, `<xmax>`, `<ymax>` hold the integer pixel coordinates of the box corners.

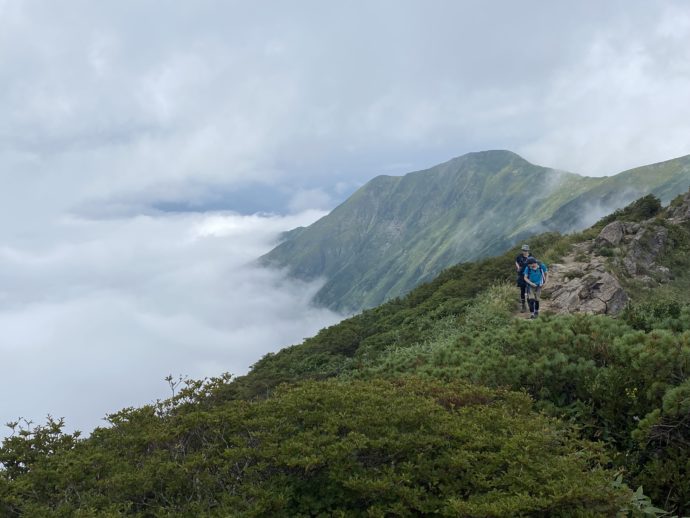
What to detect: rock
<box><xmin>622</xmin><ymin>225</ymin><xmax>668</xmax><ymax>276</ymax></box>
<box><xmin>539</xmin><ymin>211</ymin><xmax>684</xmax><ymax>318</ymax></box>
<box><xmin>649</xmin><ymin>226</ymin><xmax>669</xmax><ymax>255</ymax></box>
<box><xmin>549</xmin><ymin>263</ymin><xmax>583</xmax><ymax>279</ymax></box>
<box><xmin>546</xmin><ymin>271</ymin><xmax>627</xmax><ymax>316</ymax></box>
<box><xmin>572</xmin><ymin>242</ymin><xmax>593</xmax><ymax>254</ymax></box>
<box><xmin>623</xmin><ymin>222</ymin><xmax>641</xmax><ymax>234</ymax></box>
<box><xmin>544</xmin><ymin>242</ymin><xmax>628</xmax><ymax>315</ymax></box>
<box><xmin>667</xmin><ymin>189</ymin><xmax>690</xmax><ymax>222</ymax></box>
<box><xmin>590</xmin><ymin>272</ymin><xmax>629</xmax><ymax>314</ymax></box>
<box><xmin>636</xmin><ymin>275</ymin><xmax>656</xmax><ymax>288</ymax></box>
<box><xmin>656</xmin><ymin>265</ymin><xmax>671</xmax><ymax>279</ymax></box>
<box><xmin>596</xmin><ymin>221</ymin><xmax>625</xmax><ymax>246</ymax></box>
<box><xmin>623</xmin><ymin>255</ymin><xmax>638</xmax><ymax>276</ymax></box>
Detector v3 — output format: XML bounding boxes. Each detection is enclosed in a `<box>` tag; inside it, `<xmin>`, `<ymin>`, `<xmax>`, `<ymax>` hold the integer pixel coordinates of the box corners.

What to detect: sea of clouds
<box><xmin>0</xmin><ymin>210</ymin><xmax>341</xmax><ymax>435</ymax></box>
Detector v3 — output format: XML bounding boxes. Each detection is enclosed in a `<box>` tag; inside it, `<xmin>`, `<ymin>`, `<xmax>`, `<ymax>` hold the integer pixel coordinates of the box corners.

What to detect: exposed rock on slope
<box><xmin>668</xmin><ymin>189</ymin><xmax>690</xmax><ymax>222</ymax></box>
<box><xmin>544</xmin><ymin>242</ymin><xmax>628</xmax><ymax>316</ymax></box>
<box><xmin>544</xmin><ymin>192</ymin><xmax>690</xmax><ymax>316</ymax></box>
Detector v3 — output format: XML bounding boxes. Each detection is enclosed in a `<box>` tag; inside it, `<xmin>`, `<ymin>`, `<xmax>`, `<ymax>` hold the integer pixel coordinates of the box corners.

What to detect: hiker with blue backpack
<box><xmin>515</xmin><ymin>244</ymin><xmax>534</xmax><ymax>312</ymax></box>
<box><xmin>523</xmin><ymin>256</ymin><xmax>548</xmax><ymax>319</ymax></box>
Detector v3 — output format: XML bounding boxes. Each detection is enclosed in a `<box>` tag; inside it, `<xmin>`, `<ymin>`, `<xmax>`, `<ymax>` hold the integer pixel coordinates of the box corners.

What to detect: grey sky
<box><xmin>1</xmin><ymin>1</ymin><xmax>689</xmax><ymax>433</ymax></box>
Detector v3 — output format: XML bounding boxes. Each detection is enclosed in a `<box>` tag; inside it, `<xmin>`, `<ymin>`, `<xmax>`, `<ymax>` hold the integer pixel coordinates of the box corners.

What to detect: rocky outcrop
<box><xmin>667</xmin><ymin>189</ymin><xmax>690</xmax><ymax>223</ymax></box>
<box><xmin>595</xmin><ymin>221</ymin><xmax>625</xmax><ymax>247</ymax></box>
<box><xmin>544</xmin><ymin>220</ymin><xmax>671</xmax><ymax>316</ymax></box>
<box><xmin>621</xmin><ymin>225</ymin><xmax>669</xmax><ymax>277</ymax></box>
<box><xmin>544</xmin><ymin>244</ymin><xmax>628</xmax><ymax>316</ymax></box>
<box><xmin>540</xmin><ymin>189</ymin><xmax>690</xmax><ymax>317</ymax></box>
<box><xmin>548</xmin><ymin>270</ymin><xmax>628</xmax><ymax>315</ymax></box>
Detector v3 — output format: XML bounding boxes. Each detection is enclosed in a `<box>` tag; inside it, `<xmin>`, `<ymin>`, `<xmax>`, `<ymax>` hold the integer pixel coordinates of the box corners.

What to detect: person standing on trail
<box><xmin>515</xmin><ymin>244</ymin><xmax>533</xmax><ymax>312</ymax></box>
<box><xmin>523</xmin><ymin>257</ymin><xmax>548</xmax><ymax>319</ymax></box>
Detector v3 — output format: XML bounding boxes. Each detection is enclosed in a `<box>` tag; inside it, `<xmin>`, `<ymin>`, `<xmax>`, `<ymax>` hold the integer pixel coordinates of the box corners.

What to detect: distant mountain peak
<box><xmin>446</xmin><ymin>149</ymin><xmax>530</xmax><ymax>168</ymax></box>
<box><xmin>461</xmin><ymin>149</ymin><xmax>525</xmax><ymax>159</ymax></box>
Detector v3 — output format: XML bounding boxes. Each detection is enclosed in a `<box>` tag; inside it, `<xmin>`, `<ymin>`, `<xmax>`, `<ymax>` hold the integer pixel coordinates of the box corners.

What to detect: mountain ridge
<box><xmin>543</xmin><ymin>153</ymin><xmax>690</xmax><ymax>232</ymax></box>
<box><xmin>262</xmin><ymin>150</ymin><xmax>690</xmax><ymax>312</ymax></box>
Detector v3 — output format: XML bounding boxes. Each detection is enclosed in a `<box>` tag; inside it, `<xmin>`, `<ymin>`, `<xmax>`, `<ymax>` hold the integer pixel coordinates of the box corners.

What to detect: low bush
<box><xmin>597</xmin><ymin>195</ymin><xmax>663</xmax><ymax>227</ymax></box>
<box><xmin>353</xmin><ymin>304</ymin><xmax>690</xmax><ymax>514</ymax></box>
<box><xmin>0</xmin><ymin>379</ymin><xmax>630</xmax><ymax>516</ymax></box>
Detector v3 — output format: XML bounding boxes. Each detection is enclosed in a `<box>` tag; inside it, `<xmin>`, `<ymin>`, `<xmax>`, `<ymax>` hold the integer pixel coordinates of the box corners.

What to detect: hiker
<box><xmin>523</xmin><ymin>257</ymin><xmax>548</xmax><ymax>319</ymax></box>
<box><xmin>515</xmin><ymin>244</ymin><xmax>533</xmax><ymax>312</ymax></box>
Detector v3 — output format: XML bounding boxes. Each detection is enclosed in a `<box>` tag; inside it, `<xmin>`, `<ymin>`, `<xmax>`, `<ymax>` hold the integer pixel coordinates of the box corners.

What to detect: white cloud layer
<box><xmin>0</xmin><ymin>211</ymin><xmax>340</xmax><ymax>435</ymax></box>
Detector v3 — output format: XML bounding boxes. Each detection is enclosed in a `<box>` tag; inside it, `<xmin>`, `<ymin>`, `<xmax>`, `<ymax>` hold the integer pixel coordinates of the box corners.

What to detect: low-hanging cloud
<box><xmin>0</xmin><ymin>210</ymin><xmax>341</xmax><ymax>436</ymax></box>
<box><xmin>519</xmin><ymin>4</ymin><xmax>690</xmax><ymax>175</ymax></box>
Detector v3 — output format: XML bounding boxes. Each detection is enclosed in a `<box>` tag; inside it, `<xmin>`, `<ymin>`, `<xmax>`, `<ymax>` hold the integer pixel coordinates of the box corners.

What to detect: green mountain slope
<box><xmin>544</xmin><ymin>153</ymin><xmax>690</xmax><ymax>232</ymax></box>
<box><xmin>262</xmin><ymin>151</ymin><xmax>690</xmax><ymax>312</ymax></box>
<box><xmin>261</xmin><ymin>150</ymin><xmax>596</xmax><ymax>312</ymax></box>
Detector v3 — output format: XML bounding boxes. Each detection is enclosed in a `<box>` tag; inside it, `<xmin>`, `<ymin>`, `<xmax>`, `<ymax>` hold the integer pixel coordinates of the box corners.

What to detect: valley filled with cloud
<box><xmin>0</xmin><ymin>209</ymin><xmax>340</xmax><ymax>434</ymax></box>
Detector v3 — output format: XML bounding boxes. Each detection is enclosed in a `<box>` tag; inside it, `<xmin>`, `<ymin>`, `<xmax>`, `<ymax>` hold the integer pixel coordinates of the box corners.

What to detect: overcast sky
<box><xmin>1</xmin><ymin>1</ymin><xmax>690</xmax><ymax>435</ymax></box>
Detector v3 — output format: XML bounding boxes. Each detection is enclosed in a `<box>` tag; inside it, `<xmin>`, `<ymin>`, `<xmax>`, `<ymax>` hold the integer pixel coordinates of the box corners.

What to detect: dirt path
<box><xmin>512</xmin><ymin>242</ymin><xmax>590</xmax><ymax>320</ymax></box>
<box><xmin>513</xmin><ymin>296</ymin><xmax>552</xmax><ymax>319</ymax></box>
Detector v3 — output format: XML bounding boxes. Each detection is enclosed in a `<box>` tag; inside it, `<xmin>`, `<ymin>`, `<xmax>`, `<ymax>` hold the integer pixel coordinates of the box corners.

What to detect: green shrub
<box><xmin>0</xmin><ymin>379</ymin><xmax>630</xmax><ymax>516</ymax></box>
<box><xmin>634</xmin><ymin>378</ymin><xmax>690</xmax><ymax>512</ymax></box>
<box><xmin>597</xmin><ymin>195</ymin><xmax>663</xmax><ymax>227</ymax></box>
<box><xmin>668</xmin><ymin>191</ymin><xmax>688</xmax><ymax>209</ymax></box>
<box><xmin>353</xmin><ymin>307</ymin><xmax>690</xmax><ymax>514</ymax></box>
<box><xmin>596</xmin><ymin>245</ymin><xmax>615</xmax><ymax>257</ymax></box>
<box><xmin>224</xmin><ymin>232</ymin><xmax>576</xmax><ymax>401</ymax></box>
<box><xmin>623</xmin><ymin>299</ymin><xmax>690</xmax><ymax>333</ymax></box>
